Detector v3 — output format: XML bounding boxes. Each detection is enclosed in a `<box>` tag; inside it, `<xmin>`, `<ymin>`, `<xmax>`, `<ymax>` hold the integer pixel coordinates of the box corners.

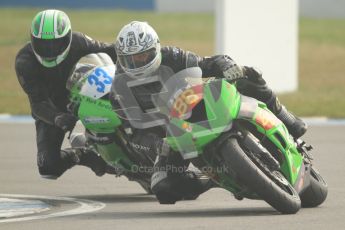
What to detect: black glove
<box><xmin>54</xmin><ymin>113</ymin><xmax>78</xmax><ymax>132</ymax></box>
<box><xmin>213</xmin><ymin>55</ymin><xmax>245</xmax><ymax>82</ymax></box>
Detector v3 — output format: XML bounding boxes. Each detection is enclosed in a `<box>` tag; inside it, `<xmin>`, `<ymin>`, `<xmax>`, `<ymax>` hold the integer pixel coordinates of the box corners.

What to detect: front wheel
<box><xmin>220</xmin><ymin>137</ymin><xmax>301</xmax><ymax>214</ymax></box>
<box><xmin>300</xmin><ymin>166</ymin><xmax>328</xmax><ymax>207</ymax></box>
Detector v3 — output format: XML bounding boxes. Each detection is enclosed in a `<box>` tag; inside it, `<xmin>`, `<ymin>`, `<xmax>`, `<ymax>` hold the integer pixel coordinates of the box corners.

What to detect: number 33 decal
<box><xmin>87</xmin><ymin>68</ymin><xmax>113</xmax><ymax>93</ymax></box>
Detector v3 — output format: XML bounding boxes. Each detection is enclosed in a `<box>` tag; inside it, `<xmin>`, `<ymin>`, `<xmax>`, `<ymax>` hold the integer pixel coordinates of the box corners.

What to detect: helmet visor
<box><xmin>118</xmin><ymin>48</ymin><xmax>157</xmax><ymax>70</ymax></box>
<box><xmin>31</xmin><ymin>30</ymin><xmax>71</xmax><ymax>58</ymax></box>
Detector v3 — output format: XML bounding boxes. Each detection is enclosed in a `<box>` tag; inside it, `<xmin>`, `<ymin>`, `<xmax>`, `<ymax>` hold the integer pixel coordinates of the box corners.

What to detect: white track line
<box><xmin>0</xmin><ymin>194</ymin><xmax>105</xmax><ymax>223</ymax></box>
<box><xmin>0</xmin><ymin>198</ymin><xmax>50</xmax><ymax>218</ymax></box>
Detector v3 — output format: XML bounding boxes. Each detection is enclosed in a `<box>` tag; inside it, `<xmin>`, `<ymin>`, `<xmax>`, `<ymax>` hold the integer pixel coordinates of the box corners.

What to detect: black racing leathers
<box><xmin>15</xmin><ymin>32</ymin><xmax>117</xmax><ymax>178</ymax></box>
<box><xmin>110</xmin><ymin>46</ymin><xmax>275</xmax><ymax>203</ymax></box>
<box><xmin>16</xmin><ymin>32</ymin><xmax>117</xmax><ymax>124</ymax></box>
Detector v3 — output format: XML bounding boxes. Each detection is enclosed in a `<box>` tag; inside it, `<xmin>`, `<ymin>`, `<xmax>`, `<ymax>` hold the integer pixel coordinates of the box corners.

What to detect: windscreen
<box><xmin>112</xmin><ymin>66</ymin><xmax>203</xmax><ymax>129</ymax></box>
<box><xmin>67</xmin><ymin>53</ymin><xmax>116</xmax><ymax>99</ymax></box>
<box><xmin>112</xmin><ymin>66</ymin><xmax>235</xmax><ymax>159</ymax></box>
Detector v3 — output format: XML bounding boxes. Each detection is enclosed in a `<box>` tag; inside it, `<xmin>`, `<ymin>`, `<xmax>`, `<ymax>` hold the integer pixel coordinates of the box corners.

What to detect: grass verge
<box><xmin>1</xmin><ymin>9</ymin><xmax>344</xmax><ymax>117</ymax></box>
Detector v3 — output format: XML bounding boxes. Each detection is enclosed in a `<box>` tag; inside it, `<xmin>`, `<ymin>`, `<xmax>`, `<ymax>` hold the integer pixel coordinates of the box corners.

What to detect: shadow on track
<box><xmin>71</xmin><ymin>193</ymin><xmax>278</xmax><ymax>219</ymax></box>
<box><xmin>72</xmin><ymin>193</ymin><xmax>157</xmax><ymax>204</ymax></box>
<box><xmin>95</xmin><ymin>207</ymin><xmax>278</xmax><ymax>219</ymax></box>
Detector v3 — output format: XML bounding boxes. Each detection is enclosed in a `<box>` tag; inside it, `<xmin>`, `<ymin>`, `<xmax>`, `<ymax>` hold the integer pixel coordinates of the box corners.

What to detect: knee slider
<box><xmin>38</xmin><ymin>165</ymin><xmax>64</xmax><ymax>179</ymax></box>
<box><xmin>37</xmin><ymin>151</ymin><xmax>74</xmax><ymax>179</ymax></box>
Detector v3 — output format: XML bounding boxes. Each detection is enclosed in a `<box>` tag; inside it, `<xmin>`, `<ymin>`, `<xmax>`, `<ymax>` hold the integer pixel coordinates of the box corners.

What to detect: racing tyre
<box><xmin>300</xmin><ymin>167</ymin><xmax>328</xmax><ymax>207</ymax></box>
<box><xmin>220</xmin><ymin>137</ymin><xmax>301</xmax><ymax>214</ymax></box>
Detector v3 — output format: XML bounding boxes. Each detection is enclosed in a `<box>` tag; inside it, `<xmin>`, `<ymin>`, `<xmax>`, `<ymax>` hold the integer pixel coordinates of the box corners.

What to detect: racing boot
<box><xmin>39</xmin><ymin>149</ymin><xmax>79</xmax><ymax>180</ymax></box>
<box><xmin>151</xmin><ymin>151</ymin><xmax>183</xmax><ymax>204</ymax></box>
<box><xmin>265</xmin><ymin>93</ymin><xmax>307</xmax><ymax>139</ymax></box>
<box><xmin>276</xmin><ymin>105</ymin><xmax>308</xmax><ymax>139</ymax></box>
<box><xmin>151</xmin><ymin>146</ymin><xmax>211</xmax><ymax>204</ymax></box>
<box><xmin>182</xmin><ymin>169</ymin><xmax>216</xmax><ymax>200</ymax></box>
<box><xmin>69</xmin><ymin>133</ymin><xmax>116</xmax><ymax>176</ymax></box>
<box><xmin>77</xmin><ymin>149</ymin><xmax>109</xmax><ymax>176</ymax></box>
<box><xmin>62</xmin><ymin>147</ymin><xmax>111</xmax><ymax>177</ymax></box>
<box><xmin>39</xmin><ymin>135</ymin><xmax>111</xmax><ymax>179</ymax></box>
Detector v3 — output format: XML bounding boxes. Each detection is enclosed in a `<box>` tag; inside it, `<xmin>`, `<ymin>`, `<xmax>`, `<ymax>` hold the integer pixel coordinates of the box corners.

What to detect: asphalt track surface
<box><xmin>0</xmin><ymin>123</ymin><xmax>344</xmax><ymax>229</ymax></box>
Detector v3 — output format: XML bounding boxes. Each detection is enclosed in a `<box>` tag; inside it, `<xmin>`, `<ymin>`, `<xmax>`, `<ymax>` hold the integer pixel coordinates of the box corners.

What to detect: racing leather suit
<box><xmin>15</xmin><ymin>32</ymin><xmax>117</xmax><ymax>179</ymax></box>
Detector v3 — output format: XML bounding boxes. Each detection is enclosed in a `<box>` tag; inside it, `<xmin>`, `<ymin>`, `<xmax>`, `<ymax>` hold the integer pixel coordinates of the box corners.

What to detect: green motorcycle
<box><xmin>66</xmin><ymin>53</ymin><xmax>156</xmax><ymax>193</ymax></box>
<box><xmin>113</xmin><ymin>65</ymin><xmax>328</xmax><ymax>214</ymax></box>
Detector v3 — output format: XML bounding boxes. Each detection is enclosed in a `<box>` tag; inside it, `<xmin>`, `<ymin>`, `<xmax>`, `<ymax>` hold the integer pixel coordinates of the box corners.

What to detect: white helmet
<box><xmin>115</xmin><ymin>21</ymin><xmax>161</xmax><ymax>77</ymax></box>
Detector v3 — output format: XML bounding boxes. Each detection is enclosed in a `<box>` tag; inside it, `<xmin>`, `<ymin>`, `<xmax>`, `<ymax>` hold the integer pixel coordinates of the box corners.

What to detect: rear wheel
<box><xmin>220</xmin><ymin>137</ymin><xmax>301</xmax><ymax>214</ymax></box>
<box><xmin>300</xmin><ymin>167</ymin><xmax>328</xmax><ymax>207</ymax></box>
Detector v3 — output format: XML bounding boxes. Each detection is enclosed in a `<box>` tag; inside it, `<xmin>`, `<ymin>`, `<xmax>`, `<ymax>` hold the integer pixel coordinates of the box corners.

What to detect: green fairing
<box><xmin>251</xmin><ymin>102</ymin><xmax>303</xmax><ymax>185</ymax></box>
<box><xmin>167</xmin><ymin>81</ymin><xmax>240</xmax><ymax>154</ymax></box>
<box><xmin>77</xmin><ymin>95</ymin><xmax>121</xmax><ymax>133</ymax></box>
<box><xmin>69</xmin><ymin>66</ymin><xmax>142</xmax><ymax>171</ymax></box>
<box><xmin>95</xmin><ymin>142</ymin><xmax>132</xmax><ymax>171</ymax></box>
<box><xmin>68</xmin><ymin>65</ymin><xmax>121</xmax><ymax>133</ymax></box>
<box><xmin>166</xmin><ymin>78</ymin><xmax>304</xmax><ymax>195</ymax></box>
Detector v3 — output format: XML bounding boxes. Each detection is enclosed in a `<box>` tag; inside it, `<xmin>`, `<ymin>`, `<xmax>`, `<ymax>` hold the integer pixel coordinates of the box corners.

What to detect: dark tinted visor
<box><xmin>119</xmin><ymin>48</ymin><xmax>157</xmax><ymax>70</ymax></box>
<box><xmin>31</xmin><ymin>30</ymin><xmax>71</xmax><ymax>58</ymax></box>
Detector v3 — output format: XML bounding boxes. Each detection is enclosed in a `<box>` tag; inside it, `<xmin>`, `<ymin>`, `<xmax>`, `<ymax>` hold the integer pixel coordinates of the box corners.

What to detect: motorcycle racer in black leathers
<box><xmin>15</xmin><ymin>9</ymin><xmax>118</xmax><ymax>179</ymax></box>
<box><xmin>110</xmin><ymin>21</ymin><xmax>307</xmax><ymax>203</ymax></box>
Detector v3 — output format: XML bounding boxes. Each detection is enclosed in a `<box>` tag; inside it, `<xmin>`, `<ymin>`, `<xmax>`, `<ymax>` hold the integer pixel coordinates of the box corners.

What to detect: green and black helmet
<box><xmin>30</xmin><ymin>9</ymin><xmax>72</xmax><ymax>68</ymax></box>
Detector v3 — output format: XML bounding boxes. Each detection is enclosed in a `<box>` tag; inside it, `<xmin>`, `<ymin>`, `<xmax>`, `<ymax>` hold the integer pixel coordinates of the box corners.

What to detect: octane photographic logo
<box><xmin>130</xmin><ymin>164</ymin><xmax>230</xmax><ymax>174</ymax></box>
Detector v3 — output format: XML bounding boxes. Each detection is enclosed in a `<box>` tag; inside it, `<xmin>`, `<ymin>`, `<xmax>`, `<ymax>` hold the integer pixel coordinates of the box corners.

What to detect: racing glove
<box><xmin>214</xmin><ymin>55</ymin><xmax>245</xmax><ymax>82</ymax></box>
<box><xmin>54</xmin><ymin>113</ymin><xmax>78</xmax><ymax>132</ymax></box>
